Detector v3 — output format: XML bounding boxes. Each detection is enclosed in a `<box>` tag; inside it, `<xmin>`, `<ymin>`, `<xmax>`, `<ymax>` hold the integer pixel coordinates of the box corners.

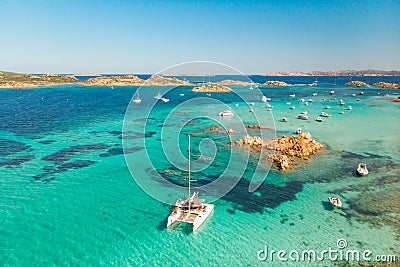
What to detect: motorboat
<box><xmin>312</xmin><ymin>93</ymin><xmax>318</xmax><ymax>96</ymax></box>
<box><xmin>280</xmin><ymin>117</ymin><xmax>288</xmax><ymax>122</ymax></box>
<box><xmin>261</xmin><ymin>96</ymin><xmax>267</xmax><ymax>102</ymax></box>
<box><xmin>330</xmin><ymin>90</ymin><xmax>335</xmax><ymax>95</ymax></box>
<box><xmin>339</xmin><ymin>99</ymin><xmax>345</xmax><ymax>105</ymax></box>
<box><xmin>297</xmin><ymin>114</ymin><xmax>309</xmax><ymax>120</ymax></box>
<box><xmin>296</xmin><ymin>128</ymin><xmax>302</xmax><ymax>134</ymax></box>
<box><xmin>320</xmin><ymin>112</ymin><xmax>331</xmax><ymax>117</ymax></box>
<box><xmin>357</xmin><ymin>163</ymin><xmax>368</xmax><ymax>176</ymax></box>
<box><xmin>289</xmin><ymin>94</ymin><xmax>296</xmax><ymax>98</ymax></box>
<box><xmin>316</xmin><ymin>117</ymin><xmax>323</xmax><ymax>122</ymax></box>
<box><xmin>219</xmin><ymin>109</ymin><xmax>234</xmax><ymax>116</ymax></box>
<box><xmin>347</xmin><ymin>106</ymin><xmax>352</xmax><ymax>110</ymax></box>
<box><xmin>265</xmin><ymin>104</ymin><xmax>273</xmax><ymax>109</ymax></box>
<box><xmin>328</xmin><ymin>197</ymin><xmax>342</xmax><ymax>208</ymax></box>
<box><xmin>290</xmin><ymin>106</ymin><xmax>296</xmax><ymax>110</ymax></box>
<box><xmin>325</xmin><ymin>105</ymin><xmax>331</xmax><ymax>109</ymax></box>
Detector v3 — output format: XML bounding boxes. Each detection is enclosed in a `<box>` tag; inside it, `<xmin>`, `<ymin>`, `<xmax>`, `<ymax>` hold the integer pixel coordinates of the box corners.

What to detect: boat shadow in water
<box><xmin>322</xmin><ymin>201</ymin><xmax>334</xmax><ymax>211</ymax></box>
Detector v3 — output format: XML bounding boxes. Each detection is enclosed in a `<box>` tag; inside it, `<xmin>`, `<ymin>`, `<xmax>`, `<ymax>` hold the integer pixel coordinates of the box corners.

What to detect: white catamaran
<box><xmin>167</xmin><ymin>135</ymin><xmax>214</xmax><ymax>231</ymax></box>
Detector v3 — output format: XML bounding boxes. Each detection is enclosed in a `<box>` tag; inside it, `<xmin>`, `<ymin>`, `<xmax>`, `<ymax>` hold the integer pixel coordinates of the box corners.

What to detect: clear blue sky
<box><xmin>0</xmin><ymin>0</ymin><xmax>399</xmax><ymax>74</ymax></box>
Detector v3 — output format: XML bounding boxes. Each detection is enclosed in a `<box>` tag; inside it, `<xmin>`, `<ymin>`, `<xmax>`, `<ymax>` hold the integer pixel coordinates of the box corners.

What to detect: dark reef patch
<box><xmin>38</xmin><ymin>140</ymin><xmax>57</xmax><ymax>145</ymax></box>
<box><xmin>33</xmin><ymin>160</ymin><xmax>96</xmax><ymax>181</ymax></box>
<box><xmin>0</xmin><ymin>139</ymin><xmax>30</xmax><ymax>157</ymax></box>
<box><xmin>99</xmin><ymin>146</ymin><xmax>143</xmax><ymax>157</ymax></box>
<box><xmin>0</xmin><ymin>155</ymin><xmax>34</xmax><ymax>168</ymax></box>
<box><xmin>42</xmin><ymin>144</ymin><xmax>110</xmax><ymax>164</ymax></box>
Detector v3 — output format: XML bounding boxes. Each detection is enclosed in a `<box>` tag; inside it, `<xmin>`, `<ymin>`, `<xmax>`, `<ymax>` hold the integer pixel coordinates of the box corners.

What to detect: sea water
<box><xmin>0</xmin><ymin>78</ymin><xmax>399</xmax><ymax>266</ymax></box>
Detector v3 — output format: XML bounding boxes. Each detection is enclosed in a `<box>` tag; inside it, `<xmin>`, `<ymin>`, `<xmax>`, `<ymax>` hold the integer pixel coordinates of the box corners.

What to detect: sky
<box><xmin>0</xmin><ymin>0</ymin><xmax>399</xmax><ymax>74</ymax></box>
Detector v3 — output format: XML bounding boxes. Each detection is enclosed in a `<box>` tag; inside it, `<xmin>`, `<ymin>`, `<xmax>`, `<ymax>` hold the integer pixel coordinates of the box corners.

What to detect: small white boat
<box><xmin>320</xmin><ymin>112</ymin><xmax>331</xmax><ymax>117</ymax></box>
<box><xmin>286</xmin><ymin>102</ymin><xmax>291</xmax><ymax>105</ymax></box>
<box><xmin>316</xmin><ymin>117</ymin><xmax>323</xmax><ymax>122</ymax></box>
<box><xmin>250</xmin><ymin>102</ymin><xmax>255</xmax><ymax>106</ymax></box>
<box><xmin>301</xmin><ymin>110</ymin><xmax>308</xmax><ymax>115</ymax></box>
<box><xmin>154</xmin><ymin>92</ymin><xmax>162</xmax><ymax>99</ymax></box>
<box><xmin>133</xmin><ymin>90</ymin><xmax>141</xmax><ymax>103</ymax></box>
<box><xmin>328</xmin><ymin>197</ymin><xmax>342</xmax><ymax>208</ymax></box>
<box><xmin>297</xmin><ymin>114</ymin><xmax>309</xmax><ymax>120</ymax></box>
<box><xmin>308</xmin><ymin>99</ymin><xmax>314</xmax><ymax>103</ymax></box>
<box><xmin>312</xmin><ymin>93</ymin><xmax>318</xmax><ymax>96</ymax></box>
<box><xmin>290</xmin><ymin>106</ymin><xmax>296</xmax><ymax>110</ymax></box>
<box><xmin>111</xmin><ymin>86</ymin><xmax>114</xmax><ymax>90</ymax></box>
<box><xmin>296</xmin><ymin>128</ymin><xmax>302</xmax><ymax>134</ymax></box>
<box><xmin>167</xmin><ymin>135</ymin><xmax>214</xmax><ymax>231</ymax></box>
<box><xmin>357</xmin><ymin>163</ymin><xmax>368</xmax><ymax>176</ymax></box>
<box><xmin>356</xmin><ymin>98</ymin><xmax>361</xmax><ymax>101</ymax></box>
<box><xmin>339</xmin><ymin>99</ymin><xmax>345</xmax><ymax>105</ymax></box>
<box><xmin>280</xmin><ymin>117</ymin><xmax>288</xmax><ymax>122</ymax></box>
<box><xmin>249</xmin><ymin>84</ymin><xmax>254</xmax><ymax>90</ymax></box>
<box><xmin>261</xmin><ymin>96</ymin><xmax>267</xmax><ymax>102</ymax></box>
<box><xmin>347</xmin><ymin>106</ymin><xmax>352</xmax><ymax>110</ymax></box>
<box><xmin>161</xmin><ymin>97</ymin><xmax>170</xmax><ymax>103</ymax></box>
<box><xmin>179</xmin><ymin>93</ymin><xmax>184</xmax><ymax>96</ymax></box>
<box><xmin>325</xmin><ymin>105</ymin><xmax>331</xmax><ymax>109</ymax></box>
<box><xmin>360</xmin><ymin>92</ymin><xmax>364</xmax><ymax>95</ymax></box>
<box><xmin>206</xmin><ymin>94</ymin><xmax>211</xmax><ymax>96</ymax></box>
<box><xmin>234</xmin><ymin>103</ymin><xmax>239</xmax><ymax>107</ymax></box>
<box><xmin>339</xmin><ymin>109</ymin><xmax>345</xmax><ymax>114</ymax></box>
<box><xmin>330</xmin><ymin>90</ymin><xmax>335</xmax><ymax>95</ymax></box>
<box><xmin>351</xmin><ymin>93</ymin><xmax>356</xmax><ymax>96</ymax></box>
<box><xmin>265</xmin><ymin>104</ymin><xmax>273</xmax><ymax>109</ymax></box>
<box><xmin>219</xmin><ymin>109</ymin><xmax>234</xmax><ymax>116</ymax></box>
<box><xmin>132</xmin><ymin>98</ymin><xmax>141</xmax><ymax>104</ymax></box>
<box><xmin>249</xmin><ymin>108</ymin><xmax>254</xmax><ymax>112</ymax></box>
<box><xmin>289</xmin><ymin>94</ymin><xmax>296</xmax><ymax>98</ymax></box>
<box><xmin>300</xmin><ymin>98</ymin><xmax>305</xmax><ymax>102</ymax></box>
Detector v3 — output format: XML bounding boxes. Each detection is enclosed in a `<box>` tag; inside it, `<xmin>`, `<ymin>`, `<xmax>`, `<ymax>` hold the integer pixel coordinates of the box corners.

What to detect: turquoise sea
<box><xmin>0</xmin><ymin>77</ymin><xmax>399</xmax><ymax>266</ymax></box>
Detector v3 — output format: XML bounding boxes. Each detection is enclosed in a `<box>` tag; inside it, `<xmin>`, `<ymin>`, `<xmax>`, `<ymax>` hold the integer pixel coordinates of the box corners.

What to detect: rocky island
<box><xmin>372</xmin><ymin>82</ymin><xmax>400</xmax><ymax>89</ymax></box>
<box><xmin>0</xmin><ymin>71</ymin><xmax>80</xmax><ymax>89</ymax></box>
<box><xmin>216</xmin><ymin>80</ymin><xmax>253</xmax><ymax>86</ymax></box>
<box><xmin>345</xmin><ymin>81</ymin><xmax>369</xmax><ymax>87</ymax></box>
<box><xmin>191</xmin><ymin>84</ymin><xmax>232</xmax><ymax>92</ymax></box>
<box><xmin>85</xmin><ymin>75</ymin><xmax>144</xmax><ymax>86</ymax></box>
<box><xmin>263</xmin><ymin>81</ymin><xmax>291</xmax><ymax>86</ymax></box>
<box><xmin>230</xmin><ymin>132</ymin><xmax>324</xmax><ymax>170</ymax></box>
<box><xmin>144</xmin><ymin>74</ymin><xmax>193</xmax><ymax>86</ymax></box>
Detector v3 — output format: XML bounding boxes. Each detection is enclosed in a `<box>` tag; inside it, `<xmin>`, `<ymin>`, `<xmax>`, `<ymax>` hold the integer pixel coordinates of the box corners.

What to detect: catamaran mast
<box><xmin>188</xmin><ymin>134</ymin><xmax>191</xmax><ymax>211</ymax></box>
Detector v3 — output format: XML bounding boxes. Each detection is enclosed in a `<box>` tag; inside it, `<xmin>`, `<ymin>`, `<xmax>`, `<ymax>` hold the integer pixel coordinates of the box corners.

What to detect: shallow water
<box><xmin>0</xmin><ymin>80</ymin><xmax>399</xmax><ymax>266</ymax></box>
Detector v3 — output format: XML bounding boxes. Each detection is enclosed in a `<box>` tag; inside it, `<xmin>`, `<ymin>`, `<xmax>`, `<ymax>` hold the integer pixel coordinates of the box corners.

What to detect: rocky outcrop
<box><xmin>191</xmin><ymin>84</ymin><xmax>232</xmax><ymax>92</ymax></box>
<box><xmin>265</xmin><ymin>154</ymin><xmax>293</xmax><ymax>171</ymax></box>
<box><xmin>209</xmin><ymin>126</ymin><xmax>220</xmax><ymax>132</ymax></box>
<box><xmin>263</xmin><ymin>81</ymin><xmax>291</xmax><ymax>86</ymax></box>
<box><xmin>373</xmin><ymin>82</ymin><xmax>400</xmax><ymax>89</ymax></box>
<box><xmin>246</xmin><ymin>125</ymin><xmax>271</xmax><ymax>130</ymax></box>
<box><xmin>393</xmin><ymin>97</ymin><xmax>400</xmax><ymax>102</ymax></box>
<box><xmin>227</xmin><ymin>128</ymin><xmax>235</xmax><ymax>134</ymax></box>
<box><xmin>346</xmin><ymin>81</ymin><xmax>369</xmax><ymax>87</ymax></box>
<box><xmin>230</xmin><ymin>132</ymin><xmax>323</xmax><ymax>170</ymax></box>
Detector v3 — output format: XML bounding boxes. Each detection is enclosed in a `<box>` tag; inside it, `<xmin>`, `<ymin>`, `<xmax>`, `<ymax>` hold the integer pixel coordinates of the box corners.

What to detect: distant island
<box><xmin>1</xmin><ymin>70</ymin><xmax>399</xmax><ymax>89</ymax></box>
<box><xmin>0</xmin><ymin>72</ymin><xmax>193</xmax><ymax>88</ymax></box>
<box><xmin>264</xmin><ymin>69</ymin><xmax>400</xmax><ymax>76</ymax></box>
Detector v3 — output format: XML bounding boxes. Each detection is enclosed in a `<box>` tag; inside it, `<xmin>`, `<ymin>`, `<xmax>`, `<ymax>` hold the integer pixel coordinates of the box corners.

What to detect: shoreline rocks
<box><xmin>230</xmin><ymin>132</ymin><xmax>324</xmax><ymax>170</ymax></box>
<box><xmin>216</xmin><ymin>80</ymin><xmax>253</xmax><ymax>86</ymax></box>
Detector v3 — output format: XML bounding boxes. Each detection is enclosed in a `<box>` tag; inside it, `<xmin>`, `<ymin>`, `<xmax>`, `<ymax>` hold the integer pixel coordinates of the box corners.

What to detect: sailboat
<box><xmin>154</xmin><ymin>92</ymin><xmax>170</xmax><ymax>103</ymax></box>
<box><xmin>167</xmin><ymin>135</ymin><xmax>214</xmax><ymax>231</ymax></box>
<box><xmin>132</xmin><ymin>90</ymin><xmax>141</xmax><ymax>103</ymax></box>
